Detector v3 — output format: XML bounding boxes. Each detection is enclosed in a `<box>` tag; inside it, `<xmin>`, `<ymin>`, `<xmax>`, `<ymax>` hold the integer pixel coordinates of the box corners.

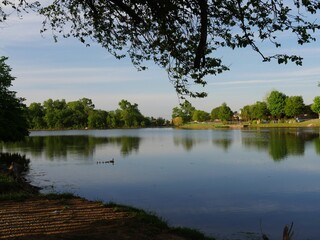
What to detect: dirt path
<box><xmin>0</xmin><ymin>197</ymin><xmax>187</xmax><ymax>240</ymax></box>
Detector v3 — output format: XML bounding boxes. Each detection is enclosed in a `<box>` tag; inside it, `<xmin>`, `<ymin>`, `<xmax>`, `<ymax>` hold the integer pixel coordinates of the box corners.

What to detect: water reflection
<box><xmin>173</xmin><ymin>135</ymin><xmax>209</xmax><ymax>151</ymax></box>
<box><xmin>314</xmin><ymin>138</ymin><xmax>320</xmax><ymax>155</ymax></box>
<box><xmin>242</xmin><ymin>129</ymin><xmax>319</xmax><ymax>161</ymax></box>
<box><xmin>1</xmin><ymin>128</ymin><xmax>320</xmax><ymax>239</ymax></box>
<box><xmin>107</xmin><ymin>136</ymin><xmax>140</xmax><ymax>156</ymax></box>
<box><xmin>1</xmin><ymin>129</ymin><xmax>319</xmax><ymax>162</ymax></box>
<box><xmin>173</xmin><ymin>137</ymin><xmax>196</xmax><ymax>151</ymax></box>
<box><xmin>173</xmin><ymin>130</ymin><xmax>234</xmax><ymax>152</ymax></box>
<box><xmin>0</xmin><ymin>135</ymin><xmax>141</xmax><ymax>159</ymax></box>
<box><xmin>212</xmin><ymin>139</ymin><xmax>233</xmax><ymax>151</ymax></box>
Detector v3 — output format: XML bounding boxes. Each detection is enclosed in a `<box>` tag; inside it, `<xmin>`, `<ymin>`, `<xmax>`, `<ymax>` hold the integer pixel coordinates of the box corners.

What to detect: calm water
<box><xmin>1</xmin><ymin>128</ymin><xmax>320</xmax><ymax>239</ymax></box>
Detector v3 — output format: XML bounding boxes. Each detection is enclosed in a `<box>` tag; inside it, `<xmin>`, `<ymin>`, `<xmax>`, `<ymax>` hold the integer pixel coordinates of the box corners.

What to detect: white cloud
<box><xmin>13</xmin><ymin>66</ymin><xmax>154</xmax><ymax>85</ymax></box>
<box><xmin>208</xmin><ymin>67</ymin><xmax>320</xmax><ymax>86</ymax></box>
<box><xmin>209</xmin><ymin>79</ymin><xmax>284</xmax><ymax>86</ymax></box>
<box><xmin>0</xmin><ymin>13</ymin><xmax>45</xmax><ymax>45</ymax></box>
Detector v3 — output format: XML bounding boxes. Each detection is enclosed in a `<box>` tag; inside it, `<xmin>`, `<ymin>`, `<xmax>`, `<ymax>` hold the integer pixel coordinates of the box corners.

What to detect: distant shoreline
<box><xmin>179</xmin><ymin>119</ymin><xmax>320</xmax><ymax>130</ymax></box>
<box><xmin>27</xmin><ymin>119</ymin><xmax>320</xmax><ymax>132</ymax></box>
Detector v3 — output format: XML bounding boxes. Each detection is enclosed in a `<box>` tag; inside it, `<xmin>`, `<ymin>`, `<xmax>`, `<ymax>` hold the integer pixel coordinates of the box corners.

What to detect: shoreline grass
<box><xmin>179</xmin><ymin>119</ymin><xmax>320</xmax><ymax>130</ymax></box>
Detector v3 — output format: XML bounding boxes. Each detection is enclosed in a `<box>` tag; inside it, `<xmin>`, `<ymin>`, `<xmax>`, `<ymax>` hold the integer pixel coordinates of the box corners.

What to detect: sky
<box><xmin>0</xmin><ymin>10</ymin><xmax>319</xmax><ymax>119</ymax></box>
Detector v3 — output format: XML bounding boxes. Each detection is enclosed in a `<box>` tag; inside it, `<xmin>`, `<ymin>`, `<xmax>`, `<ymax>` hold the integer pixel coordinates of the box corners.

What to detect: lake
<box><xmin>1</xmin><ymin>128</ymin><xmax>320</xmax><ymax>239</ymax></box>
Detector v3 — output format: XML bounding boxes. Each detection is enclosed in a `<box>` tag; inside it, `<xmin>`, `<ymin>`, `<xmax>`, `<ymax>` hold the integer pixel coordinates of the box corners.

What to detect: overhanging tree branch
<box><xmin>2</xmin><ymin>0</ymin><xmax>320</xmax><ymax>99</ymax></box>
<box><xmin>194</xmin><ymin>0</ymin><xmax>207</xmax><ymax>69</ymax></box>
<box><xmin>109</xmin><ymin>0</ymin><xmax>144</xmax><ymax>24</ymax></box>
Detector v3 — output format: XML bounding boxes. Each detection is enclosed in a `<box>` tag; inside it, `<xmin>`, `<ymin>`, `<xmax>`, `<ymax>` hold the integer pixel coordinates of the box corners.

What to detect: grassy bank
<box><xmin>0</xmin><ymin>153</ymin><xmax>36</xmax><ymax>201</ymax></box>
<box><xmin>250</xmin><ymin>118</ymin><xmax>320</xmax><ymax>128</ymax></box>
<box><xmin>179</xmin><ymin>119</ymin><xmax>320</xmax><ymax>130</ymax></box>
<box><xmin>0</xmin><ymin>173</ymin><xmax>32</xmax><ymax>200</ymax></box>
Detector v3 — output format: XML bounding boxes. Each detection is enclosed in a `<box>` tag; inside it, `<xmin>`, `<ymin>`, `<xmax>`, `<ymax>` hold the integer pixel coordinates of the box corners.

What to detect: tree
<box><xmin>154</xmin><ymin>117</ymin><xmax>167</xmax><ymax>126</ymax></box>
<box><xmin>67</xmin><ymin>98</ymin><xmax>95</xmax><ymax>128</ymax></box>
<box><xmin>106</xmin><ymin>110</ymin><xmax>122</xmax><ymax>128</ymax></box>
<box><xmin>311</xmin><ymin>96</ymin><xmax>320</xmax><ymax>119</ymax></box>
<box><xmin>284</xmin><ymin>96</ymin><xmax>305</xmax><ymax>118</ymax></box>
<box><xmin>2</xmin><ymin>1</ymin><xmax>320</xmax><ymax>98</ymax></box>
<box><xmin>88</xmin><ymin>109</ymin><xmax>108</xmax><ymax>129</ymax></box>
<box><xmin>192</xmin><ymin>110</ymin><xmax>210</xmax><ymax>122</ymax></box>
<box><xmin>211</xmin><ymin>103</ymin><xmax>233</xmax><ymax>122</ymax></box>
<box><xmin>251</xmin><ymin>101</ymin><xmax>269</xmax><ymax>121</ymax></box>
<box><xmin>171</xmin><ymin>107</ymin><xmax>182</xmax><ymax>119</ymax></box>
<box><xmin>266</xmin><ymin>90</ymin><xmax>287</xmax><ymax>119</ymax></box>
<box><xmin>218</xmin><ymin>103</ymin><xmax>233</xmax><ymax>122</ymax></box>
<box><xmin>118</xmin><ymin>99</ymin><xmax>144</xmax><ymax>127</ymax></box>
<box><xmin>145</xmin><ymin>117</ymin><xmax>167</xmax><ymax>127</ymax></box>
<box><xmin>43</xmin><ymin>99</ymin><xmax>72</xmax><ymax>129</ymax></box>
<box><xmin>172</xmin><ymin>117</ymin><xmax>183</xmax><ymax>127</ymax></box>
<box><xmin>304</xmin><ymin>104</ymin><xmax>318</xmax><ymax>118</ymax></box>
<box><xmin>210</xmin><ymin>106</ymin><xmax>221</xmax><ymax>121</ymax></box>
<box><xmin>0</xmin><ymin>56</ymin><xmax>29</xmax><ymax>141</ymax></box>
<box><xmin>172</xmin><ymin>100</ymin><xmax>195</xmax><ymax>123</ymax></box>
<box><xmin>240</xmin><ymin>105</ymin><xmax>252</xmax><ymax>121</ymax></box>
<box><xmin>28</xmin><ymin>102</ymin><xmax>46</xmax><ymax>129</ymax></box>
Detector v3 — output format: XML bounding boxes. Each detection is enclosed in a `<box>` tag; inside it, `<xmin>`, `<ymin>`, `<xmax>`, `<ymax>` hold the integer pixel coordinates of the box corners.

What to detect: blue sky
<box><xmin>0</xmin><ymin>12</ymin><xmax>319</xmax><ymax>119</ymax></box>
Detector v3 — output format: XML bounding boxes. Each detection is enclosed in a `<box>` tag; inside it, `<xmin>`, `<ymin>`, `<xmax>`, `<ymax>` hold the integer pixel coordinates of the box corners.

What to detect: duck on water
<box><xmin>96</xmin><ymin>158</ymin><xmax>115</xmax><ymax>165</ymax></box>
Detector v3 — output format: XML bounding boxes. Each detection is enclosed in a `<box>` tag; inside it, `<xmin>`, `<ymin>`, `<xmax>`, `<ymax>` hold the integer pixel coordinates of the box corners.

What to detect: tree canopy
<box><xmin>0</xmin><ymin>56</ymin><xmax>29</xmax><ymax>142</ymax></box>
<box><xmin>284</xmin><ymin>96</ymin><xmax>305</xmax><ymax>118</ymax></box>
<box><xmin>217</xmin><ymin>103</ymin><xmax>233</xmax><ymax>122</ymax></box>
<box><xmin>192</xmin><ymin>110</ymin><xmax>210</xmax><ymax>122</ymax></box>
<box><xmin>266</xmin><ymin>90</ymin><xmax>287</xmax><ymax>119</ymax></box>
<box><xmin>118</xmin><ymin>99</ymin><xmax>144</xmax><ymax>127</ymax></box>
<box><xmin>172</xmin><ymin>100</ymin><xmax>195</xmax><ymax>122</ymax></box>
<box><xmin>311</xmin><ymin>96</ymin><xmax>320</xmax><ymax>118</ymax></box>
<box><xmin>210</xmin><ymin>103</ymin><xmax>233</xmax><ymax>122</ymax></box>
<box><xmin>1</xmin><ymin>1</ymin><xmax>320</xmax><ymax>98</ymax></box>
<box><xmin>251</xmin><ymin>101</ymin><xmax>269</xmax><ymax>120</ymax></box>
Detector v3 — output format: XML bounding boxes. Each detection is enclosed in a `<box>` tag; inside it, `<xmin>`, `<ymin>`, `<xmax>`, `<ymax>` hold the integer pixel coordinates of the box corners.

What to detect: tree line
<box><xmin>27</xmin><ymin>98</ymin><xmax>170</xmax><ymax>130</ymax></box>
<box><xmin>172</xmin><ymin>90</ymin><xmax>320</xmax><ymax>125</ymax></box>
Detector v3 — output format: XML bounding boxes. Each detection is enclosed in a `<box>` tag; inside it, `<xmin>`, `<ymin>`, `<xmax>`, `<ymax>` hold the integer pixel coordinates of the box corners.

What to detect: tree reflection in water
<box><xmin>0</xmin><ymin>135</ymin><xmax>141</xmax><ymax>160</ymax></box>
<box><xmin>212</xmin><ymin>139</ymin><xmax>233</xmax><ymax>152</ymax></box>
<box><xmin>242</xmin><ymin>129</ymin><xmax>319</xmax><ymax>161</ymax></box>
<box><xmin>1</xmin><ymin>129</ymin><xmax>319</xmax><ymax>162</ymax></box>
